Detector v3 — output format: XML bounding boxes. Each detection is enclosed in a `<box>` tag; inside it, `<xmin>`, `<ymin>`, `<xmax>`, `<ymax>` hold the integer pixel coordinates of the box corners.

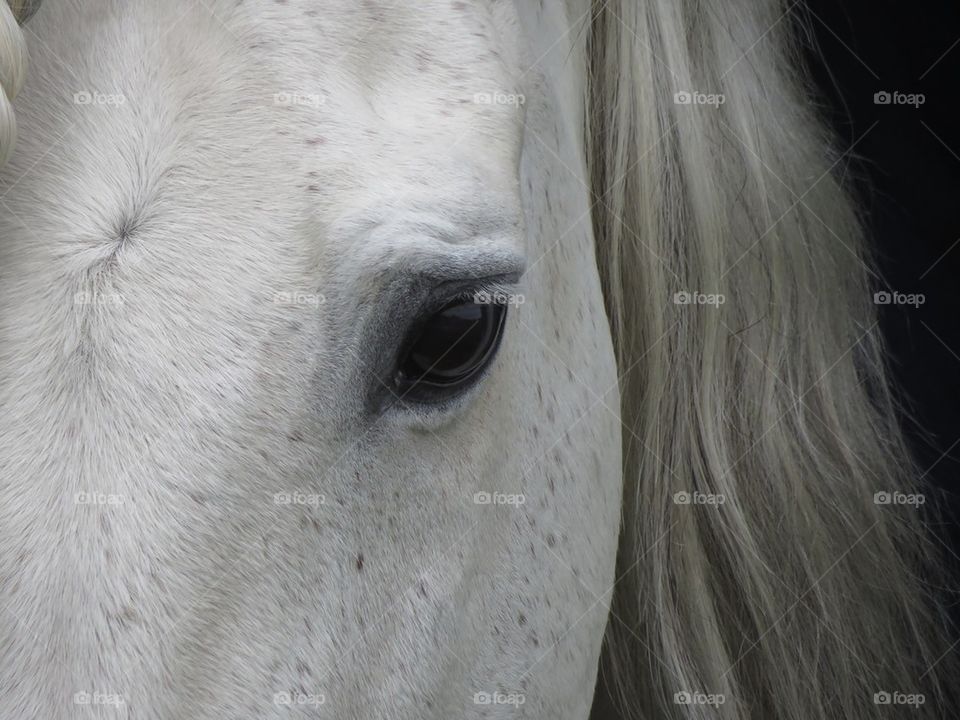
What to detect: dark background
<box><xmin>802</xmin><ymin>1</ymin><xmax>960</xmax><ymax>567</ymax></box>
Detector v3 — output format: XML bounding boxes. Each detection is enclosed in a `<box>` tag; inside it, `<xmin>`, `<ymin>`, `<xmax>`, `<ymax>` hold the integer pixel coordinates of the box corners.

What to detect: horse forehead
<box><xmin>165</xmin><ymin>0</ymin><xmax>527</xmax><ymax>168</ymax></box>
<box><xmin>7</xmin><ymin>0</ymin><xmax>528</xmax><ymax>268</ymax></box>
<box><xmin>257</xmin><ymin>0</ymin><xmax>528</xmax><ymax>177</ymax></box>
<box><xmin>238</xmin><ymin>0</ymin><xmax>529</xmax><ymax>256</ymax></box>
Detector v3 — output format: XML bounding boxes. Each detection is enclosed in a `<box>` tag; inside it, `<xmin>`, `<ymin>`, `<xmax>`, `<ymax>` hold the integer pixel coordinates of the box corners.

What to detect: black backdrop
<box><xmin>803</xmin><ymin>1</ymin><xmax>960</xmax><ymax>564</ymax></box>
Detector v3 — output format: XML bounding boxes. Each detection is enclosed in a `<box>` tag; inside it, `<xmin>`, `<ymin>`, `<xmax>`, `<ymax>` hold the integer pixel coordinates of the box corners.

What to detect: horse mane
<box><xmin>587</xmin><ymin>1</ymin><xmax>957</xmax><ymax>718</ymax></box>
<box><xmin>0</xmin><ymin>1</ymin><xmax>32</xmax><ymax>166</ymax></box>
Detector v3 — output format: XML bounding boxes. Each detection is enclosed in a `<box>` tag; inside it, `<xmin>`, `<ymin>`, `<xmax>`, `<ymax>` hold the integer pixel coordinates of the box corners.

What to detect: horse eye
<box><xmin>395</xmin><ymin>296</ymin><xmax>508</xmax><ymax>401</ymax></box>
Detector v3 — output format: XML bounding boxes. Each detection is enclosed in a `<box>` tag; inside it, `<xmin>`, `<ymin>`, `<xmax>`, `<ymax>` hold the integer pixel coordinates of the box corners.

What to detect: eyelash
<box><xmin>424</xmin><ymin>275</ymin><xmax>523</xmax><ymax>311</ymax></box>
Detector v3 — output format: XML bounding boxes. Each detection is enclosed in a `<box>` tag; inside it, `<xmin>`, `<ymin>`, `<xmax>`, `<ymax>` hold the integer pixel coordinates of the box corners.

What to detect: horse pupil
<box><xmin>401</xmin><ymin>299</ymin><xmax>505</xmax><ymax>389</ymax></box>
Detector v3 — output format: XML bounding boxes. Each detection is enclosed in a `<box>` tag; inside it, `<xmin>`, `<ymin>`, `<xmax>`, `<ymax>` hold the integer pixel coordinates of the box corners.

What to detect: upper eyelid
<box><xmin>396</xmin><ymin>245</ymin><xmax>526</xmax><ymax>283</ymax></box>
<box><xmin>406</xmin><ymin>272</ymin><xmax>524</xmax><ymax>321</ymax></box>
<box><xmin>346</xmin><ymin>260</ymin><xmax>522</xmax><ymax>337</ymax></box>
<box><xmin>354</xmin><ymin>242</ymin><xmax>526</xmax><ymax>310</ymax></box>
<box><xmin>336</xmin><ymin>205</ymin><xmax>527</xmax><ymax>283</ymax></box>
<box><xmin>430</xmin><ymin>272</ymin><xmax>524</xmax><ymax>296</ymax></box>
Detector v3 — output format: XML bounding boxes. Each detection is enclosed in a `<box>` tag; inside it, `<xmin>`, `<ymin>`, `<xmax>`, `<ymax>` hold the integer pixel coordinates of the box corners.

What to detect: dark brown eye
<box><xmin>396</xmin><ymin>297</ymin><xmax>507</xmax><ymax>399</ymax></box>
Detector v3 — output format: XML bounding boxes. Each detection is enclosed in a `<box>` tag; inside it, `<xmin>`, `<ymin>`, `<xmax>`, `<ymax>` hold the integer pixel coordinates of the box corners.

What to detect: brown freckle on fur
<box><xmin>307</xmin><ymin>185</ymin><xmax>320</xmax><ymax>192</ymax></box>
<box><xmin>305</xmin><ymin>137</ymin><xmax>326</xmax><ymax>146</ymax></box>
<box><xmin>414</xmin><ymin>49</ymin><xmax>433</xmax><ymax>72</ymax></box>
<box><xmin>518</xmin><ymin>612</ymin><xmax>527</xmax><ymax>626</ymax></box>
<box><xmin>546</xmin><ymin>533</ymin><xmax>557</xmax><ymax>548</ymax></box>
<box><xmin>356</xmin><ymin>552</ymin><xmax>364</xmax><ymax>571</ymax></box>
<box><xmin>288</xmin><ymin>430</ymin><xmax>305</xmax><ymax>442</ymax></box>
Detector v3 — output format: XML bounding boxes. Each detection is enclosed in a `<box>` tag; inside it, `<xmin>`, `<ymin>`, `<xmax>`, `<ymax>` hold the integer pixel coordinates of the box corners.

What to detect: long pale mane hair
<box><xmin>0</xmin><ymin>1</ymin><xmax>31</xmax><ymax>165</ymax></box>
<box><xmin>588</xmin><ymin>0</ymin><xmax>956</xmax><ymax>718</ymax></box>
<box><xmin>0</xmin><ymin>2</ymin><xmax>954</xmax><ymax>719</ymax></box>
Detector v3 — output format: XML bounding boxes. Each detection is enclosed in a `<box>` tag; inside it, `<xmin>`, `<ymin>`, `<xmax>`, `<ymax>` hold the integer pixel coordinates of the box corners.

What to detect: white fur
<box><xmin>0</xmin><ymin>1</ymin><xmax>619</xmax><ymax>718</ymax></box>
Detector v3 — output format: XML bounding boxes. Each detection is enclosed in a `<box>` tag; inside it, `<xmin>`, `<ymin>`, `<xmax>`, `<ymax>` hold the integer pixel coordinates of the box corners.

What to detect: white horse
<box><xmin>0</xmin><ymin>1</ymin><xmax>954</xmax><ymax>718</ymax></box>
